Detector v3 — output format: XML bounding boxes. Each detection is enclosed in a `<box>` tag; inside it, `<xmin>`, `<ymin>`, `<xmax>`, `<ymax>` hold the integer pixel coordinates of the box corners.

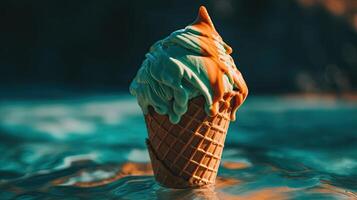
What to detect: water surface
<box><xmin>0</xmin><ymin>95</ymin><xmax>356</xmax><ymax>199</ymax></box>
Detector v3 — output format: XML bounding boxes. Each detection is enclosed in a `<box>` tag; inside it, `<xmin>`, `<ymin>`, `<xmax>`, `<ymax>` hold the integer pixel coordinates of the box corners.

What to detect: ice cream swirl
<box><xmin>130</xmin><ymin>6</ymin><xmax>248</xmax><ymax>123</ymax></box>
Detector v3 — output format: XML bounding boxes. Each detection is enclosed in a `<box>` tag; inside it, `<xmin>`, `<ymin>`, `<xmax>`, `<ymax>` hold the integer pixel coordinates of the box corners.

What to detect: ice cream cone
<box><xmin>145</xmin><ymin>95</ymin><xmax>232</xmax><ymax>188</ymax></box>
<box><xmin>130</xmin><ymin>5</ymin><xmax>248</xmax><ymax>189</ymax></box>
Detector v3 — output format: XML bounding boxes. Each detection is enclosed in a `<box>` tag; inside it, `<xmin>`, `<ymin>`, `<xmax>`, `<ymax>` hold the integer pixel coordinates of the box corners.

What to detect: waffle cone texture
<box><xmin>145</xmin><ymin>95</ymin><xmax>232</xmax><ymax>188</ymax></box>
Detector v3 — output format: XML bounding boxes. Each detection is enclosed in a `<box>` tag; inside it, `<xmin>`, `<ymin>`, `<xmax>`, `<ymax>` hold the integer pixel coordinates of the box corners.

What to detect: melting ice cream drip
<box><xmin>189</xmin><ymin>6</ymin><xmax>248</xmax><ymax>120</ymax></box>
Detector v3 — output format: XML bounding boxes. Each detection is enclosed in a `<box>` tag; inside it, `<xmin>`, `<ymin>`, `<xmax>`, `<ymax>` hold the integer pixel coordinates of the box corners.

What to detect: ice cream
<box><xmin>130</xmin><ymin>6</ymin><xmax>248</xmax><ymax>124</ymax></box>
<box><xmin>131</xmin><ymin>6</ymin><xmax>249</xmax><ymax>189</ymax></box>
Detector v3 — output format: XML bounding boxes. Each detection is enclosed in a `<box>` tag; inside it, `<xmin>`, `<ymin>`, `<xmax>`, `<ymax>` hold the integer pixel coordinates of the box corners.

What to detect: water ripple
<box><xmin>0</xmin><ymin>95</ymin><xmax>356</xmax><ymax>199</ymax></box>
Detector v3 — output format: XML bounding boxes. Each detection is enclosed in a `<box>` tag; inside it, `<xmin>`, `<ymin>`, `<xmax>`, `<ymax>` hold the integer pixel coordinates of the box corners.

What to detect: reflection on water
<box><xmin>0</xmin><ymin>95</ymin><xmax>356</xmax><ymax>199</ymax></box>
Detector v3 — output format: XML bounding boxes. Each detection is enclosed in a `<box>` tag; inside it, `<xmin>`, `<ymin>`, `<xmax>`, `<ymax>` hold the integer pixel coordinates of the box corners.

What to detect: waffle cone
<box><xmin>144</xmin><ymin>95</ymin><xmax>232</xmax><ymax>188</ymax></box>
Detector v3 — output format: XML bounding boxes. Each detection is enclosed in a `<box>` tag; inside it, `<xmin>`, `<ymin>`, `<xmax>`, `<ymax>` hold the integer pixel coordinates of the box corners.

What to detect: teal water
<box><xmin>0</xmin><ymin>95</ymin><xmax>356</xmax><ymax>199</ymax></box>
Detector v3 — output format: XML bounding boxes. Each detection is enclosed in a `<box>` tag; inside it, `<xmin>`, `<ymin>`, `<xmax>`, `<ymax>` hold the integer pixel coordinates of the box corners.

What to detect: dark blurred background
<box><xmin>0</xmin><ymin>0</ymin><xmax>356</xmax><ymax>96</ymax></box>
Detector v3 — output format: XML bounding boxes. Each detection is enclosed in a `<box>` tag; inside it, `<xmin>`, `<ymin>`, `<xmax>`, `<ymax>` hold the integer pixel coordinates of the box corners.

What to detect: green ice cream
<box><xmin>129</xmin><ymin>8</ymin><xmax>239</xmax><ymax>124</ymax></box>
